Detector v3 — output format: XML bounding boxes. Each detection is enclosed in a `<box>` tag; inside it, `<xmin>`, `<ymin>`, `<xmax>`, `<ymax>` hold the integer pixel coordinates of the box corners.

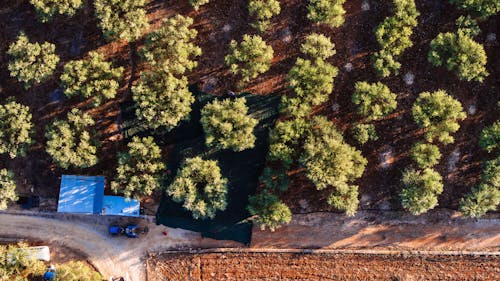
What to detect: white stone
<box><xmin>447</xmin><ymin>148</ymin><xmax>460</xmax><ymax>172</ymax></box>
<box><xmin>222</xmin><ymin>24</ymin><xmax>232</xmax><ymax>33</ymax></box>
<box><xmin>280</xmin><ymin>27</ymin><xmax>292</xmax><ymax>43</ymax></box>
<box><xmin>344</xmin><ymin>62</ymin><xmax>353</xmax><ymax>72</ymax></box>
<box><xmin>403</xmin><ymin>72</ymin><xmax>415</xmax><ymax>85</ymax></box>
<box><xmin>486</xmin><ymin>33</ymin><xmax>496</xmax><ymax>42</ymax></box>
<box><xmin>361</xmin><ymin>1</ymin><xmax>370</xmax><ymax>11</ymax></box>
<box><xmin>467</xmin><ymin>104</ymin><xmax>477</xmax><ymax>116</ymax></box>
<box><xmin>298</xmin><ymin>199</ymin><xmax>310</xmax><ymax>212</ymax></box>
<box><xmin>379</xmin><ymin>146</ymin><xmax>394</xmax><ymax>169</ymax></box>
<box><xmin>331</xmin><ymin>103</ymin><xmax>340</xmax><ymax>112</ymax></box>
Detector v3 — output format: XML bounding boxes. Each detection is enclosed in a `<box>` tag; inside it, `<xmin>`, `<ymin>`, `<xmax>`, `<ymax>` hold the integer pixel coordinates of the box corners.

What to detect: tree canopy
<box><xmin>300</xmin><ymin>33</ymin><xmax>336</xmax><ymax>60</ymax></box>
<box><xmin>352</xmin><ymin>81</ymin><xmax>397</xmax><ymax>121</ymax></box>
<box><xmin>60</xmin><ymin>51</ymin><xmax>124</xmax><ymax>106</ymax></box>
<box><xmin>307</xmin><ymin>0</ymin><xmax>346</xmax><ymax>28</ymax></box>
<box><xmin>412</xmin><ymin>90</ymin><xmax>466</xmax><ymax>144</ymax></box>
<box><xmin>268</xmin><ymin>117</ymin><xmax>311</xmax><ymax>167</ymax></box>
<box><xmin>29</xmin><ymin>0</ymin><xmax>83</xmax><ymax>22</ymax></box>
<box><xmin>411</xmin><ymin>142</ymin><xmax>442</xmax><ymax>169</ymax></box>
<box><xmin>94</xmin><ymin>0</ymin><xmax>149</xmax><ymax>42</ymax></box>
<box><xmin>247</xmin><ymin>189</ymin><xmax>292</xmax><ymax>231</ymax></box>
<box><xmin>201</xmin><ymin>97</ymin><xmax>258</xmax><ymax>152</ymax></box>
<box><xmin>167</xmin><ymin>157</ymin><xmax>228</xmax><ymax>220</ymax></box>
<box><xmin>0</xmin><ymin>243</ymin><xmax>45</xmax><ymax>280</ymax></box>
<box><xmin>45</xmin><ymin>108</ymin><xmax>98</xmax><ymax>169</ymax></box>
<box><xmin>248</xmin><ymin>0</ymin><xmax>281</xmax><ymax>32</ymax></box>
<box><xmin>111</xmin><ymin>136</ymin><xmax>165</xmax><ymax>199</ymax></box>
<box><xmin>189</xmin><ymin>0</ymin><xmax>210</xmax><ymax>10</ymax></box>
<box><xmin>479</xmin><ymin>120</ymin><xmax>499</xmax><ymax>153</ymax></box>
<box><xmin>351</xmin><ymin>123</ymin><xmax>378</xmax><ymax>145</ymax></box>
<box><xmin>56</xmin><ymin>261</ymin><xmax>102</xmax><ymax>281</ymax></box>
<box><xmin>401</xmin><ymin>168</ymin><xmax>443</xmax><ymax>215</ymax></box>
<box><xmin>0</xmin><ymin>169</ymin><xmax>18</xmax><ymax>211</ymax></box>
<box><xmin>141</xmin><ymin>15</ymin><xmax>201</xmax><ymax>75</ymax></box>
<box><xmin>7</xmin><ymin>33</ymin><xmax>59</xmax><ymax>89</ymax></box>
<box><xmin>449</xmin><ymin>0</ymin><xmax>499</xmax><ymax>18</ymax></box>
<box><xmin>0</xmin><ymin>100</ymin><xmax>33</xmax><ymax>159</ymax></box>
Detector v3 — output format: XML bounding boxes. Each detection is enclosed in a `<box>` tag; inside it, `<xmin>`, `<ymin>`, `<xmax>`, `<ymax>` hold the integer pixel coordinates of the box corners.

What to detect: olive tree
<box><xmin>29</xmin><ymin>0</ymin><xmax>83</xmax><ymax>22</ymax></box>
<box><xmin>0</xmin><ymin>243</ymin><xmax>46</xmax><ymax>280</ymax></box>
<box><xmin>351</xmin><ymin>123</ymin><xmax>378</xmax><ymax>145</ymax></box>
<box><xmin>60</xmin><ymin>51</ymin><xmax>124</xmax><ymax>106</ymax></box>
<box><xmin>352</xmin><ymin>81</ymin><xmax>397</xmax><ymax>121</ymax></box>
<box><xmin>307</xmin><ymin>0</ymin><xmax>346</xmax><ymax>28</ymax></box>
<box><xmin>94</xmin><ymin>0</ymin><xmax>149</xmax><ymax>42</ymax></box>
<box><xmin>0</xmin><ymin>100</ymin><xmax>33</xmax><ymax>159</ymax></box>
<box><xmin>0</xmin><ymin>169</ymin><xmax>18</xmax><ymax>210</ymax></box>
<box><xmin>167</xmin><ymin>157</ymin><xmax>228</xmax><ymax>220</ymax></box>
<box><xmin>248</xmin><ymin>0</ymin><xmax>281</xmax><ymax>32</ymax></box>
<box><xmin>412</xmin><ymin>90</ymin><xmax>466</xmax><ymax>144</ymax></box>
<box><xmin>141</xmin><ymin>15</ymin><xmax>201</xmax><ymax>75</ymax></box>
<box><xmin>201</xmin><ymin>97</ymin><xmax>258</xmax><ymax>152</ymax></box>
<box><xmin>428</xmin><ymin>31</ymin><xmax>488</xmax><ymax>82</ymax></box>
<box><xmin>132</xmin><ymin>70</ymin><xmax>194</xmax><ymax>130</ymax></box>
<box><xmin>45</xmin><ymin>108</ymin><xmax>98</xmax><ymax>169</ymax></box>
<box><xmin>7</xmin><ymin>33</ymin><xmax>59</xmax><ymax>89</ymax></box>
<box><xmin>268</xmin><ymin>118</ymin><xmax>311</xmax><ymax>167</ymax></box>
<box><xmin>247</xmin><ymin>190</ymin><xmax>292</xmax><ymax>231</ymax></box>
<box><xmin>300</xmin><ymin>33</ymin><xmax>336</xmax><ymax>60</ymax></box>
<box><xmin>56</xmin><ymin>261</ymin><xmax>102</xmax><ymax>281</ymax></box>
<box><xmin>189</xmin><ymin>0</ymin><xmax>209</xmax><ymax>10</ymax></box>
<box><xmin>449</xmin><ymin>0</ymin><xmax>499</xmax><ymax>18</ymax></box>
<box><xmin>479</xmin><ymin>120</ymin><xmax>499</xmax><ymax>153</ymax></box>
<box><xmin>411</xmin><ymin>142</ymin><xmax>441</xmax><ymax>169</ymax></box>
<box><xmin>111</xmin><ymin>136</ymin><xmax>165</xmax><ymax>199</ymax></box>
<box><xmin>300</xmin><ymin>116</ymin><xmax>367</xmax><ymax>216</ymax></box>
<box><xmin>400</xmin><ymin>168</ymin><xmax>444</xmax><ymax>215</ymax></box>
<box><xmin>225</xmin><ymin>34</ymin><xmax>274</xmax><ymax>85</ymax></box>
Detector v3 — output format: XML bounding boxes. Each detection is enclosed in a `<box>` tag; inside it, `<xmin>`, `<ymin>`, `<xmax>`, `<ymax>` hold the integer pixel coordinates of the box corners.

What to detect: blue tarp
<box><xmin>57</xmin><ymin>175</ymin><xmax>104</xmax><ymax>214</ymax></box>
<box><xmin>102</xmin><ymin>196</ymin><xmax>140</xmax><ymax>217</ymax></box>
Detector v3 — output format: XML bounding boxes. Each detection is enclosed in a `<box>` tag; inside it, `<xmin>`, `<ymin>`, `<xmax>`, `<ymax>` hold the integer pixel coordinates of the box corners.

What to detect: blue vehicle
<box><xmin>109</xmin><ymin>224</ymin><xmax>148</xmax><ymax>238</ymax></box>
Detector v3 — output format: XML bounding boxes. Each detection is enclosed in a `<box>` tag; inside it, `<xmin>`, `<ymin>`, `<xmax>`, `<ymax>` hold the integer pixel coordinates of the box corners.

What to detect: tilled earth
<box><xmin>147</xmin><ymin>252</ymin><xmax>500</xmax><ymax>281</ymax></box>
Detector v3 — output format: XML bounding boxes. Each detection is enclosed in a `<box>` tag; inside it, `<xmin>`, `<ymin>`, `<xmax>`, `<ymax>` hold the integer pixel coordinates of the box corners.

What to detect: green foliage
<box><xmin>352</xmin><ymin>81</ymin><xmax>397</xmax><ymax>121</ymax></box>
<box><xmin>327</xmin><ymin>186</ymin><xmax>359</xmax><ymax>216</ymax></box>
<box><xmin>248</xmin><ymin>0</ymin><xmax>281</xmax><ymax>32</ymax></box>
<box><xmin>45</xmin><ymin>108</ymin><xmax>98</xmax><ymax>169</ymax></box>
<box><xmin>0</xmin><ymin>100</ymin><xmax>33</xmax><ymax>159</ymax></box>
<box><xmin>248</xmin><ymin>189</ymin><xmax>292</xmax><ymax>231</ymax></box>
<box><xmin>7</xmin><ymin>33</ymin><xmax>59</xmax><ymax>89</ymax></box>
<box><xmin>287</xmin><ymin>58</ymin><xmax>338</xmax><ymax>106</ymax></box>
<box><xmin>412</xmin><ymin>90</ymin><xmax>466</xmax><ymax>144</ymax></box>
<box><xmin>94</xmin><ymin>0</ymin><xmax>149</xmax><ymax>42</ymax></box>
<box><xmin>459</xmin><ymin>183</ymin><xmax>500</xmax><ymax>218</ymax></box>
<box><xmin>0</xmin><ymin>169</ymin><xmax>18</xmax><ymax>210</ymax></box>
<box><xmin>167</xmin><ymin>157</ymin><xmax>228</xmax><ymax>220</ymax></box>
<box><xmin>479</xmin><ymin>120</ymin><xmax>500</xmax><ymax>153</ymax></box>
<box><xmin>56</xmin><ymin>261</ymin><xmax>102</xmax><ymax>281</ymax></box>
<box><xmin>428</xmin><ymin>31</ymin><xmax>488</xmax><ymax>82</ymax></box>
<box><xmin>449</xmin><ymin>0</ymin><xmax>499</xmax><ymax>18</ymax></box>
<box><xmin>279</xmin><ymin>96</ymin><xmax>312</xmax><ymax>119</ymax></box>
<box><xmin>351</xmin><ymin>123</ymin><xmax>378</xmax><ymax>145</ymax></box>
<box><xmin>372</xmin><ymin>0</ymin><xmax>419</xmax><ymax>77</ymax></box>
<box><xmin>132</xmin><ymin>70</ymin><xmax>194</xmax><ymax>130</ymax></box>
<box><xmin>189</xmin><ymin>0</ymin><xmax>209</xmax><ymax>10</ymax></box>
<box><xmin>225</xmin><ymin>34</ymin><xmax>274</xmax><ymax>84</ymax></box>
<box><xmin>482</xmin><ymin>156</ymin><xmax>500</xmax><ymax>187</ymax></box>
<box><xmin>400</xmin><ymin>168</ymin><xmax>444</xmax><ymax>215</ymax></box>
<box><xmin>201</xmin><ymin>97</ymin><xmax>258</xmax><ymax>152</ymax></box>
<box><xmin>60</xmin><ymin>51</ymin><xmax>124</xmax><ymax>106</ymax></box>
<box><xmin>411</xmin><ymin>142</ymin><xmax>441</xmax><ymax>169</ymax></box>
<box><xmin>307</xmin><ymin>0</ymin><xmax>346</xmax><ymax>28</ymax></box>
<box><xmin>268</xmin><ymin>118</ymin><xmax>311</xmax><ymax>167</ymax></box>
<box><xmin>300</xmin><ymin>33</ymin><xmax>336</xmax><ymax>60</ymax></box>
<box><xmin>111</xmin><ymin>136</ymin><xmax>165</xmax><ymax>199</ymax></box>
<box><xmin>259</xmin><ymin>167</ymin><xmax>290</xmax><ymax>193</ymax></box>
<box><xmin>141</xmin><ymin>15</ymin><xmax>201</xmax><ymax>75</ymax></box>
<box><xmin>300</xmin><ymin>116</ymin><xmax>367</xmax><ymax>215</ymax></box>
<box><xmin>456</xmin><ymin>15</ymin><xmax>481</xmax><ymax>38</ymax></box>
<box><xmin>29</xmin><ymin>0</ymin><xmax>83</xmax><ymax>22</ymax></box>
<box><xmin>0</xmin><ymin>243</ymin><xmax>46</xmax><ymax>281</ymax></box>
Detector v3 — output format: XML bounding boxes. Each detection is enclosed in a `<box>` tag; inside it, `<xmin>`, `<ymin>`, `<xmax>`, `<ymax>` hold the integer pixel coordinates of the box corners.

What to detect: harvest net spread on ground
<box><xmin>121</xmin><ymin>89</ymin><xmax>280</xmax><ymax>245</ymax></box>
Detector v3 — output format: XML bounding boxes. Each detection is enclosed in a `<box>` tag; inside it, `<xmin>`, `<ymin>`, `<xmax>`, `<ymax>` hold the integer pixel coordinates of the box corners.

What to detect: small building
<box><xmin>57</xmin><ymin>175</ymin><xmax>139</xmax><ymax>217</ymax></box>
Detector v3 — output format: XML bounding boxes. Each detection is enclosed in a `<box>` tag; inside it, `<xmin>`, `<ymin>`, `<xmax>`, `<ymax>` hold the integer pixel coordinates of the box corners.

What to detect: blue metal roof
<box><xmin>57</xmin><ymin>175</ymin><xmax>105</xmax><ymax>214</ymax></box>
<box><xmin>102</xmin><ymin>196</ymin><xmax>140</xmax><ymax>217</ymax></box>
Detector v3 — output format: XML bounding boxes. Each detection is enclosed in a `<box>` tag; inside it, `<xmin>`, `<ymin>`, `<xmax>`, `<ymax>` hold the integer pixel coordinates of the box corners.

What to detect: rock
<box><xmin>467</xmin><ymin>104</ymin><xmax>476</xmax><ymax>116</ymax></box>
<box><xmin>344</xmin><ymin>62</ymin><xmax>353</xmax><ymax>72</ymax></box>
<box><xmin>360</xmin><ymin>194</ymin><xmax>372</xmax><ymax>206</ymax></box>
<box><xmin>222</xmin><ymin>24</ymin><xmax>232</xmax><ymax>33</ymax></box>
<box><xmin>202</xmin><ymin>77</ymin><xmax>218</xmax><ymax>93</ymax></box>
<box><xmin>378</xmin><ymin>200</ymin><xmax>391</xmax><ymax>211</ymax></box>
<box><xmin>486</xmin><ymin>33</ymin><xmax>496</xmax><ymax>42</ymax></box>
<box><xmin>361</xmin><ymin>1</ymin><xmax>370</xmax><ymax>11</ymax></box>
<box><xmin>379</xmin><ymin>146</ymin><xmax>394</xmax><ymax>169</ymax></box>
<box><xmin>280</xmin><ymin>27</ymin><xmax>292</xmax><ymax>44</ymax></box>
<box><xmin>331</xmin><ymin>103</ymin><xmax>340</xmax><ymax>112</ymax></box>
<box><xmin>447</xmin><ymin>148</ymin><xmax>460</xmax><ymax>172</ymax></box>
<box><xmin>403</xmin><ymin>72</ymin><xmax>415</xmax><ymax>85</ymax></box>
<box><xmin>298</xmin><ymin>199</ymin><xmax>310</xmax><ymax>212</ymax></box>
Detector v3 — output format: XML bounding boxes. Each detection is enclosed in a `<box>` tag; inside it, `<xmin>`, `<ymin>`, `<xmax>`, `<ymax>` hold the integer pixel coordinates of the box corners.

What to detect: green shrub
<box><xmin>259</xmin><ymin>167</ymin><xmax>290</xmax><ymax>193</ymax></box>
<box><xmin>132</xmin><ymin>70</ymin><xmax>194</xmax><ymax>130</ymax></box>
<box><xmin>428</xmin><ymin>31</ymin><xmax>488</xmax><ymax>82</ymax></box>
<box><xmin>0</xmin><ymin>243</ymin><xmax>46</xmax><ymax>280</ymax></box>
<box><xmin>412</xmin><ymin>90</ymin><xmax>466</xmax><ymax>144</ymax></box>
<box><xmin>279</xmin><ymin>96</ymin><xmax>312</xmax><ymax>118</ymax></box>
<box><xmin>449</xmin><ymin>0</ymin><xmax>499</xmax><ymax>18</ymax></box>
<box><xmin>0</xmin><ymin>169</ymin><xmax>18</xmax><ymax>210</ymax></box>
<box><xmin>60</xmin><ymin>51</ymin><xmax>124</xmax><ymax>106</ymax></box>
<box><xmin>459</xmin><ymin>183</ymin><xmax>500</xmax><ymax>218</ymax></box>
<box><xmin>411</xmin><ymin>142</ymin><xmax>441</xmax><ymax>169</ymax></box>
<box><xmin>352</xmin><ymin>81</ymin><xmax>397</xmax><ymax>121</ymax></box>
<box><xmin>225</xmin><ymin>34</ymin><xmax>274</xmax><ymax>85</ymax></box>
<box><xmin>300</xmin><ymin>33</ymin><xmax>336</xmax><ymax>60</ymax></box>
<box><xmin>479</xmin><ymin>120</ymin><xmax>499</xmax><ymax>153</ymax></box>
<box><xmin>248</xmin><ymin>0</ymin><xmax>281</xmax><ymax>32</ymax></box>
<box><xmin>307</xmin><ymin>0</ymin><xmax>346</xmax><ymax>28</ymax></box>
<box><xmin>482</xmin><ymin>156</ymin><xmax>500</xmax><ymax>187</ymax></box>
<box><xmin>0</xmin><ymin>100</ymin><xmax>33</xmax><ymax>159</ymax></box>
<box><xmin>56</xmin><ymin>261</ymin><xmax>102</xmax><ymax>281</ymax></box>
<box><xmin>401</xmin><ymin>168</ymin><xmax>443</xmax><ymax>215</ymax></box>
<box><xmin>7</xmin><ymin>33</ymin><xmax>59</xmax><ymax>89</ymax></box>
<box><xmin>45</xmin><ymin>109</ymin><xmax>98</xmax><ymax>169</ymax></box>
<box><xmin>201</xmin><ymin>97</ymin><xmax>258</xmax><ymax>152</ymax></box>
<box><xmin>189</xmin><ymin>0</ymin><xmax>209</xmax><ymax>10</ymax></box>
<box><xmin>167</xmin><ymin>157</ymin><xmax>228</xmax><ymax>220</ymax></box>
<box><xmin>327</xmin><ymin>185</ymin><xmax>359</xmax><ymax>216</ymax></box>
<box><xmin>141</xmin><ymin>15</ymin><xmax>201</xmax><ymax>75</ymax></box>
<box><xmin>268</xmin><ymin>118</ymin><xmax>311</xmax><ymax>167</ymax></box>
<box><xmin>287</xmin><ymin>58</ymin><xmax>338</xmax><ymax>105</ymax></box>
<box><xmin>111</xmin><ymin>136</ymin><xmax>165</xmax><ymax>199</ymax></box>
<box><xmin>372</xmin><ymin>50</ymin><xmax>401</xmax><ymax>77</ymax></box>
<box><xmin>351</xmin><ymin>123</ymin><xmax>378</xmax><ymax>145</ymax></box>
<box><xmin>94</xmin><ymin>0</ymin><xmax>149</xmax><ymax>42</ymax></box>
<box><xmin>29</xmin><ymin>0</ymin><xmax>83</xmax><ymax>22</ymax></box>
<box><xmin>455</xmin><ymin>15</ymin><xmax>481</xmax><ymax>38</ymax></box>
<box><xmin>247</xmin><ymin>189</ymin><xmax>292</xmax><ymax>231</ymax></box>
